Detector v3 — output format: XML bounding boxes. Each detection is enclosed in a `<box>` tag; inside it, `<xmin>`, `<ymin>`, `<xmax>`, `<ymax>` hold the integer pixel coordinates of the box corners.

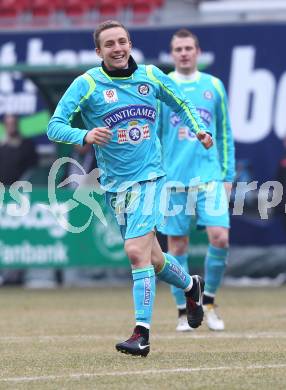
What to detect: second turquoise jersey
<box><xmin>48</xmin><ymin>64</ymin><xmax>207</xmax><ymax>192</ymax></box>
<box><xmin>160</xmin><ymin>71</ymin><xmax>235</xmax><ymax>185</ymax></box>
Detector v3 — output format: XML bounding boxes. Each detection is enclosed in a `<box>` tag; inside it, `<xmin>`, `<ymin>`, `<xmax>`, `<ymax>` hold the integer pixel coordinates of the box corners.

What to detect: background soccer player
<box><xmin>159</xmin><ymin>29</ymin><xmax>235</xmax><ymax>332</ymax></box>
<box><xmin>47</xmin><ymin>21</ymin><xmax>213</xmax><ymax>356</ymax></box>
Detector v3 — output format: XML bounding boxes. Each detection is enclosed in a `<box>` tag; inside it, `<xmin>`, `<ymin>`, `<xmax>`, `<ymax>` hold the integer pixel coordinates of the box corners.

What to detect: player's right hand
<box><xmin>84</xmin><ymin>127</ymin><xmax>112</xmax><ymax>146</ymax></box>
<box><xmin>196</xmin><ymin>131</ymin><xmax>213</xmax><ymax>149</ymax></box>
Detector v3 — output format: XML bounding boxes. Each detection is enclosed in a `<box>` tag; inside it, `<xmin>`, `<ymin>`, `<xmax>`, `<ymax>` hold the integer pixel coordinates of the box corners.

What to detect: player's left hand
<box><xmin>196</xmin><ymin>131</ymin><xmax>213</xmax><ymax>149</ymax></box>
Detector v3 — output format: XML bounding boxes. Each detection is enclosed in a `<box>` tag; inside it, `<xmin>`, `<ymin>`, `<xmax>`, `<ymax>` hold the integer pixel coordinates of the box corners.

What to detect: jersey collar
<box><xmin>101</xmin><ymin>56</ymin><xmax>138</xmax><ymax>79</ymax></box>
<box><xmin>171</xmin><ymin>70</ymin><xmax>201</xmax><ymax>83</ymax></box>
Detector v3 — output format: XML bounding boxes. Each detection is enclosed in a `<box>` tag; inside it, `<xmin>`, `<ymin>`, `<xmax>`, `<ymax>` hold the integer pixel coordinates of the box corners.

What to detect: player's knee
<box><xmin>124</xmin><ymin>243</ymin><xmax>143</xmax><ymax>264</ymax></box>
<box><xmin>169</xmin><ymin>237</ymin><xmax>188</xmax><ymax>256</ymax></box>
<box><xmin>209</xmin><ymin>231</ymin><xmax>229</xmax><ymax>248</ymax></box>
<box><xmin>172</xmin><ymin>246</ymin><xmax>187</xmax><ymax>256</ymax></box>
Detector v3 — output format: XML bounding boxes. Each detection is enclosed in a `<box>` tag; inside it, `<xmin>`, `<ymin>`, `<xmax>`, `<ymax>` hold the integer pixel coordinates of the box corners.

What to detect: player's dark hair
<box><xmin>94</xmin><ymin>20</ymin><xmax>130</xmax><ymax>49</ymax></box>
<box><xmin>171</xmin><ymin>29</ymin><xmax>200</xmax><ymax>50</ymax></box>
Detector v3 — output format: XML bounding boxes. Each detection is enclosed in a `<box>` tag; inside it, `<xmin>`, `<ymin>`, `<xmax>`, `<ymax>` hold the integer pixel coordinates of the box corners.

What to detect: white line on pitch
<box><xmin>1</xmin><ymin>364</ymin><xmax>286</xmax><ymax>383</ymax></box>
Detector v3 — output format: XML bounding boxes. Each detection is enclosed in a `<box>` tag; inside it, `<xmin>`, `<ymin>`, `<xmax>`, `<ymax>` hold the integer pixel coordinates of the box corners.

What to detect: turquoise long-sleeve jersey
<box><xmin>159</xmin><ymin>71</ymin><xmax>235</xmax><ymax>185</ymax></box>
<box><xmin>47</xmin><ymin>64</ymin><xmax>207</xmax><ymax>192</ymax></box>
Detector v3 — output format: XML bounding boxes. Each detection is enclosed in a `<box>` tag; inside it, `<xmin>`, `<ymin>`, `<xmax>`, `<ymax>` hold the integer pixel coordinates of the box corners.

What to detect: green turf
<box><xmin>0</xmin><ymin>285</ymin><xmax>285</xmax><ymax>389</ymax></box>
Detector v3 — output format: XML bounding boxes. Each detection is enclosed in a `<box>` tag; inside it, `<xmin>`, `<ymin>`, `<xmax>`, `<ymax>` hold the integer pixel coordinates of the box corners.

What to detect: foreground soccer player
<box><xmin>48</xmin><ymin>21</ymin><xmax>212</xmax><ymax>356</ymax></box>
<box><xmin>159</xmin><ymin>29</ymin><xmax>235</xmax><ymax>332</ymax></box>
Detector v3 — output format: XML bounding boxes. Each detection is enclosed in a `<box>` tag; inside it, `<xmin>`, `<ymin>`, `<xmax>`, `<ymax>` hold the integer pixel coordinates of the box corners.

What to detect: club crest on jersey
<box><xmin>204</xmin><ymin>90</ymin><xmax>213</xmax><ymax>100</ymax></box>
<box><xmin>103</xmin><ymin>105</ymin><xmax>156</xmax><ymax>129</ymax></box>
<box><xmin>103</xmin><ymin>89</ymin><xmax>118</xmax><ymax>103</ymax></box>
<box><xmin>138</xmin><ymin>84</ymin><xmax>150</xmax><ymax>95</ymax></box>
<box><xmin>117</xmin><ymin>121</ymin><xmax>150</xmax><ymax>144</ymax></box>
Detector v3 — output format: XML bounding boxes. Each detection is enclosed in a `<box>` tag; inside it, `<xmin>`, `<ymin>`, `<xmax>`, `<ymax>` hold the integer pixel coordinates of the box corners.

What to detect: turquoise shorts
<box><xmin>106</xmin><ymin>177</ymin><xmax>166</xmax><ymax>240</ymax></box>
<box><xmin>159</xmin><ymin>181</ymin><xmax>230</xmax><ymax>236</ymax></box>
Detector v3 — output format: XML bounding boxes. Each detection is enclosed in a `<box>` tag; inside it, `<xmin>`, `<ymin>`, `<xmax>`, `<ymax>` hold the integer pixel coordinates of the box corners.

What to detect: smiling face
<box><xmin>96</xmin><ymin>27</ymin><xmax>132</xmax><ymax>71</ymax></box>
<box><xmin>171</xmin><ymin>35</ymin><xmax>201</xmax><ymax>75</ymax></box>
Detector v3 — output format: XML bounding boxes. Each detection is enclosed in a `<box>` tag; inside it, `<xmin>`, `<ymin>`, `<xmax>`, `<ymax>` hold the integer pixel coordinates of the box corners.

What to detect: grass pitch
<box><xmin>0</xmin><ymin>284</ymin><xmax>285</xmax><ymax>389</ymax></box>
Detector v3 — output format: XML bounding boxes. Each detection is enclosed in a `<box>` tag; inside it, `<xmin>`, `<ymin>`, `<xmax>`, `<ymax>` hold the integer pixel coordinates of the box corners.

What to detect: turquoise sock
<box><xmin>204</xmin><ymin>244</ymin><xmax>228</xmax><ymax>295</ymax></box>
<box><xmin>157</xmin><ymin>253</ymin><xmax>191</xmax><ymax>290</ymax></box>
<box><xmin>170</xmin><ymin>253</ymin><xmax>189</xmax><ymax>308</ymax></box>
<box><xmin>132</xmin><ymin>266</ymin><xmax>156</xmax><ymax>327</ymax></box>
